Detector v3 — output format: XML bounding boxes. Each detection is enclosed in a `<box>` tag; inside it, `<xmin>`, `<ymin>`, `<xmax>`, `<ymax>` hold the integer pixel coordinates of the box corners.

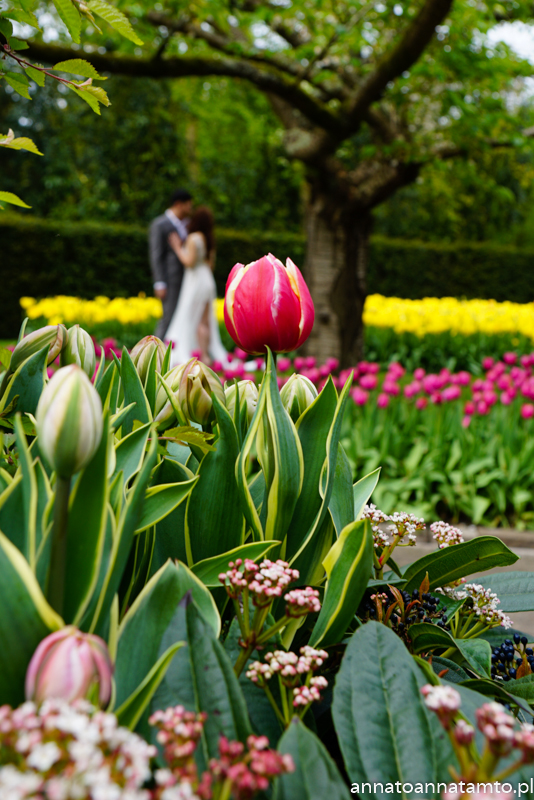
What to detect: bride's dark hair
<box><xmin>188</xmin><ymin>206</ymin><xmax>215</xmax><ymax>257</ymax></box>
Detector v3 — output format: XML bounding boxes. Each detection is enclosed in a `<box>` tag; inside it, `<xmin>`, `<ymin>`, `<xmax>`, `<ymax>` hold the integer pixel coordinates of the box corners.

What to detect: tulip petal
<box><xmin>25</xmin><ymin>626</ymin><xmax>76</xmax><ymax>701</ymax></box>
<box><xmin>285</xmin><ymin>257</ymin><xmax>315</xmax><ymax>349</ymax></box>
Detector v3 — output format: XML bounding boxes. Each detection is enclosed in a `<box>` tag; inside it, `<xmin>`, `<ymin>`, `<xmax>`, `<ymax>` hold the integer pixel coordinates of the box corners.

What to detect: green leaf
<box><xmin>455</xmin><ymin>638</ymin><xmax>491</xmax><ymax>678</ymax></box>
<box><xmin>52</xmin><ymin>0</ymin><xmax>81</xmax><ymax>42</ymax></box>
<box><xmin>409</xmin><ymin>622</ymin><xmax>456</xmax><ymax>654</ymax></box>
<box><xmin>275</xmin><ymin>718</ymin><xmax>350</xmax><ymax>799</ymax></box>
<box><xmin>114</xmin><ymin>642</ymin><xmax>183</xmax><ymax>730</ymax></box>
<box><xmin>430</xmin><ymin>657</ymin><xmax>470</xmax><ymax>685</ymax></box>
<box><xmin>64</xmin><ymin>417</ymin><xmax>110</xmax><ymax>625</ymax></box>
<box><xmin>402</xmin><ymin>537</ymin><xmax>518</xmax><ymax>595</ymax></box>
<box><xmin>0</xmin><ymin>346</ymin><xmax>12</xmax><ymax>371</ymax></box>
<box><xmin>3</xmin><ymin>8</ymin><xmax>39</xmax><ymax>26</ymax></box>
<box><xmin>87</xmin><ymin>0</ymin><xmax>143</xmax><ymax>44</ymax></box>
<box><xmin>53</xmin><ymin>58</ymin><xmax>106</xmax><ymax>80</ymax></box>
<box><xmin>0</xmin><ymin>190</ymin><xmax>31</xmax><ymax>208</ymax></box>
<box><xmin>0</xmin><ymin>530</ymin><xmax>63</xmax><ymax>705</ymax></box>
<box><xmin>185</xmin><ymin>396</ymin><xmax>244</xmax><ymax>564</ymax></box>
<box><xmin>476</xmin><ymin>572</ymin><xmax>534</xmax><ymax>612</ymax></box>
<box><xmin>114</xmin><ymin>421</ymin><xmax>151</xmax><ymax>485</ymax></box>
<box><xmin>2</xmin><ymin>345</ymin><xmax>48</xmax><ymax>416</ymax></box>
<box><xmin>150</xmin><ymin>459</ymin><xmax>190</xmax><ymax>572</ymax></box>
<box><xmin>0</xmin><ymin>135</ymin><xmax>42</xmax><ymax>155</ymax></box>
<box><xmin>69</xmin><ymin>85</ymin><xmax>101</xmax><ymax>115</ymax></box>
<box><xmin>0</xmin><ymin>18</ymin><xmax>13</xmax><ymax>36</ymax></box>
<box><xmin>309</xmin><ymin>519</ymin><xmax>373</xmax><ymax>648</ymax></box>
<box><xmin>13</xmin><ymin>415</ymin><xmax>38</xmax><ymax>568</ymax></box>
<box><xmin>162</xmin><ymin>425</ymin><xmax>215</xmax><ymax>452</ymax></box>
<box><xmin>120</xmin><ymin>347</ymin><xmax>152</xmax><ymax>436</ymax></box>
<box><xmin>328</xmin><ymin>443</ymin><xmax>354</xmax><ymax>536</ymax></box>
<box><xmin>135</xmin><ymin>478</ymin><xmax>198</xmax><ymax>533</ymax></box>
<box><xmin>354</xmin><ymin>467</ymin><xmax>381</xmax><ymax>519</ymax></box>
<box><xmin>333</xmin><ymin>623</ymin><xmax>453</xmax><ymax>799</ymax></box>
<box><xmin>499</xmin><ymin>674</ymin><xmax>534</xmax><ymax>702</ymax></box>
<box><xmin>82</xmin><ymin>84</ymin><xmax>110</xmax><ymax>107</ymax></box>
<box><xmin>25</xmin><ymin>66</ymin><xmax>45</xmax><ymax>87</ymax></box>
<box><xmin>191</xmin><ymin>541</ymin><xmax>281</xmax><ymax>586</ymax></box>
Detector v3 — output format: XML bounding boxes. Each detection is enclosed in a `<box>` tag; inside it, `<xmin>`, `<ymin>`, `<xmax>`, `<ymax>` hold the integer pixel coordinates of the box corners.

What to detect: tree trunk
<box><xmin>304</xmin><ymin>191</ymin><xmax>372</xmax><ymax>368</ymax></box>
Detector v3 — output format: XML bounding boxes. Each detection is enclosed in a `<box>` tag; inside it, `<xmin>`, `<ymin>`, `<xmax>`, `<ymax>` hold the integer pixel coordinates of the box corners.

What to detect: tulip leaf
<box><xmin>64</xmin><ymin>416</ymin><xmax>110</xmax><ymax>625</ymax></box>
<box><xmin>402</xmin><ymin>536</ymin><xmax>518</xmax><ymax>595</ymax></box>
<box><xmin>333</xmin><ymin>623</ymin><xmax>455</xmax><ymax>798</ymax></box>
<box><xmin>289</xmin><ymin>376</ymin><xmax>352</xmax><ymax>583</ymax></box>
<box><xmin>475</xmin><ymin>572</ymin><xmax>534</xmax><ymax>612</ymax></box>
<box><xmin>328</xmin><ymin>444</ymin><xmax>354</xmax><ymax>536</ymax></box>
<box><xmin>13</xmin><ymin>415</ymin><xmax>38</xmax><ymax>568</ymax></box>
<box><xmin>135</xmin><ymin>478</ymin><xmax>198</xmax><ymax>534</ymax></box>
<box><xmin>185</xmin><ymin>396</ymin><xmax>245</xmax><ymax>564</ymax></box>
<box><xmin>309</xmin><ymin>519</ymin><xmax>373</xmax><ymax>648</ymax></box>
<box><xmin>0</xmin><ymin>530</ymin><xmax>63</xmax><ymax>706</ymax></box>
<box><xmin>114</xmin><ymin>421</ymin><xmax>151</xmax><ymax>486</ymax></box>
<box><xmin>236</xmin><ymin>384</ymin><xmax>267</xmax><ymax>540</ymax></box>
<box><xmin>34</xmin><ymin>458</ymin><xmax>53</xmax><ymax>589</ymax></box>
<box><xmin>275</xmin><ymin>718</ymin><xmax>350</xmax><ymax>799</ymax></box>
<box><xmin>150</xmin><ymin>458</ymin><xmax>191</xmax><ymax>573</ymax></box>
<box><xmin>1</xmin><ymin>345</ymin><xmax>48</xmax><ymax>416</ymax></box>
<box><xmin>90</xmin><ymin>432</ymin><xmax>158</xmax><ymax>635</ymax></box>
<box><xmin>284</xmin><ymin>379</ymin><xmax>338</xmax><ymax>558</ymax></box>
<box><xmin>354</xmin><ymin>467</ymin><xmax>381</xmax><ymax>520</ymax></box>
<box><xmin>144</xmin><ymin>347</ymin><xmax>158</xmax><ymax>413</ymax></box>
<box><xmin>191</xmin><ymin>540</ymin><xmax>281</xmax><ymax>586</ymax></box>
<box><xmin>120</xmin><ymin>347</ymin><xmax>152</xmax><ymax>436</ymax></box>
<box><xmin>95</xmin><ymin>361</ymin><xmax>117</xmax><ymax>406</ymax></box>
<box><xmin>114</xmin><ymin>641</ymin><xmax>183</xmax><ymax>730</ymax></box>
<box><xmin>0</xmin><ymin>474</ymin><xmax>25</xmax><ymax>552</ymax></box>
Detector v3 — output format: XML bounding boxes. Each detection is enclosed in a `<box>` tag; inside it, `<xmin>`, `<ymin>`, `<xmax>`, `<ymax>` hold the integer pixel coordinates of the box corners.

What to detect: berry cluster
<box><xmin>360</xmin><ymin>587</ymin><xmax>451</xmax><ymax>639</ymax></box>
<box><xmin>491</xmin><ymin>634</ymin><xmax>534</xmax><ymax>681</ymax></box>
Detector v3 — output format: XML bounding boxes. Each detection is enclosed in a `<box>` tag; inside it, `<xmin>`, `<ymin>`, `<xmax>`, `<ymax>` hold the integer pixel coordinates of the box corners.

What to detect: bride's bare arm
<box><xmin>168</xmin><ymin>232</ymin><xmax>196</xmax><ymax>268</ymax></box>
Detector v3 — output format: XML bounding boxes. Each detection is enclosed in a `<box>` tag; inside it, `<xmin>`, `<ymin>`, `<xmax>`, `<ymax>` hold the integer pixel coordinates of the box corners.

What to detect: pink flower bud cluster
<box><xmin>0</xmin><ymin>699</ymin><xmax>155</xmax><ymax>799</ymax></box>
<box><xmin>219</xmin><ymin>558</ymin><xmax>299</xmax><ymax>607</ymax></box>
<box><xmin>293</xmin><ymin>677</ymin><xmax>328</xmax><ymax>708</ymax></box>
<box><xmin>421</xmin><ymin>684</ymin><xmax>462</xmax><ymax>729</ymax></box>
<box><xmin>204</xmin><ymin>735</ymin><xmax>294</xmax><ymax>800</ymax></box>
<box><xmin>444</xmin><ymin>583</ymin><xmax>513</xmax><ymax>629</ymax></box>
<box><xmin>430</xmin><ymin>521</ymin><xmax>465</xmax><ymax>549</ymax></box>
<box><xmin>476</xmin><ymin>702</ymin><xmax>516</xmax><ymax>756</ymax></box>
<box><xmin>454</xmin><ymin>719</ymin><xmax>475</xmax><ymax>745</ymax></box>
<box><xmin>361</xmin><ymin>504</ymin><xmax>390</xmax><ymax>549</ymax></box>
<box><xmin>149</xmin><ymin>706</ymin><xmax>207</xmax><ymax>780</ymax></box>
<box><xmin>284</xmin><ymin>587</ymin><xmax>321</xmax><ymax>617</ymax></box>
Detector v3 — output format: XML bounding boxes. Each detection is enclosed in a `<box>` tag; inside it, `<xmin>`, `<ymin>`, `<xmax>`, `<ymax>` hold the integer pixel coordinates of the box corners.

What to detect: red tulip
<box><xmin>224</xmin><ymin>254</ymin><xmax>314</xmax><ymax>355</ymax></box>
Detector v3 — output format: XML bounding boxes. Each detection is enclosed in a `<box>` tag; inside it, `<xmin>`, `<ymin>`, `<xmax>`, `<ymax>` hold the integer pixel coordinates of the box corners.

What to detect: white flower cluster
<box><xmin>442</xmin><ymin>583</ymin><xmax>513</xmax><ymax>629</ymax></box>
<box><xmin>292</xmin><ymin>677</ymin><xmax>328</xmax><ymax>708</ymax></box>
<box><xmin>362</xmin><ymin>505</ymin><xmax>425</xmax><ymax>549</ymax></box>
<box><xmin>246</xmin><ymin>647</ymin><xmax>328</xmax><ymax>688</ymax></box>
<box><xmin>430</xmin><ymin>521</ymin><xmax>465</xmax><ymax>549</ymax></box>
<box><xmin>0</xmin><ymin>699</ymin><xmax>156</xmax><ymax>800</ymax></box>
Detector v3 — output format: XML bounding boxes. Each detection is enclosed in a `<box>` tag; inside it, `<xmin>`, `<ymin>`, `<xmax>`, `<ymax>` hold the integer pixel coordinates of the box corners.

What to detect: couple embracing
<box><xmin>149</xmin><ymin>188</ymin><xmax>228</xmax><ymax>367</ymax></box>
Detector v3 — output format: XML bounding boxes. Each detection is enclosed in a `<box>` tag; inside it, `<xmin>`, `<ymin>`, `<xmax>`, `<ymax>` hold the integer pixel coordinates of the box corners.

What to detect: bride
<box><xmin>165</xmin><ymin>206</ymin><xmax>228</xmax><ymax>367</ymax></box>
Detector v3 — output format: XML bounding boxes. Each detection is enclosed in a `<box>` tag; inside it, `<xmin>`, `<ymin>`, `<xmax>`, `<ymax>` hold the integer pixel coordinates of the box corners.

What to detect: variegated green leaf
<box><xmin>191</xmin><ymin>541</ymin><xmax>281</xmax><ymax>586</ymax></box>
<box><xmin>135</xmin><ymin>477</ymin><xmax>198</xmax><ymax>533</ymax></box>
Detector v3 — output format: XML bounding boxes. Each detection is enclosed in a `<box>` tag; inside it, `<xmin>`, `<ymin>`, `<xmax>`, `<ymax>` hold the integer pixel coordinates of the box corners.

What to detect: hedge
<box><xmin>1</xmin><ymin>215</ymin><xmax>533</xmax><ymax>338</ymax></box>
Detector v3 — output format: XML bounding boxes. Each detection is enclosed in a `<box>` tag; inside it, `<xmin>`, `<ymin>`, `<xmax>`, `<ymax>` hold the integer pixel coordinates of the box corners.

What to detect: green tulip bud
<box><xmin>224</xmin><ymin>379</ymin><xmax>258</xmax><ymax>426</ymax></box>
<box><xmin>154</xmin><ymin>363</ymin><xmax>186</xmax><ymax>430</ymax></box>
<box><xmin>280</xmin><ymin>373</ymin><xmax>318</xmax><ymax>422</ymax></box>
<box><xmin>130</xmin><ymin>335</ymin><xmax>166</xmax><ymax>384</ymax></box>
<box><xmin>10</xmin><ymin>324</ymin><xmax>68</xmax><ymax>374</ymax></box>
<box><xmin>60</xmin><ymin>325</ymin><xmax>96</xmax><ymax>379</ymax></box>
<box><xmin>36</xmin><ymin>365</ymin><xmax>103</xmax><ymax>478</ymax></box>
<box><xmin>178</xmin><ymin>359</ymin><xmax>226</xmax><ymax>426</ymax></box>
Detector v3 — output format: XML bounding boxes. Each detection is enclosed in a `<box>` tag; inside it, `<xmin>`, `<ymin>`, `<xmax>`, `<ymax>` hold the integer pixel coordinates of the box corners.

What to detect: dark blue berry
<box><xmin>522</xmin><ymin>637</ymin><xmax>528</xmax><ymax>645</ymax></box>
<box><xmin>509</xmin><ymin>668</ymin><xmax>517</xmax><ymax>678</ymax></box>
<box><xmin>514</xmin><ymin>633</ymin><xmax>521</xmax><ymax>644</ymax></box>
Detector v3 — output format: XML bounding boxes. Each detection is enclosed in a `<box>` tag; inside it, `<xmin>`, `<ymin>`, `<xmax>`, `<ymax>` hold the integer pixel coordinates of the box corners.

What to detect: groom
<box><xmin>149</xmin><ymin>188</ymin><xmax>193</xmax><ymax>339</ymax></box>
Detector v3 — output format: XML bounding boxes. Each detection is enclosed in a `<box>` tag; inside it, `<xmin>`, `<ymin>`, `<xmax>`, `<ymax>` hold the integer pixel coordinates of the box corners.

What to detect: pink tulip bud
<box><xmin>482</xmin><ymin>357</ymin><xmax>494</xmax><ymax>370</ymax></box>
<box><xmin>224</xmin><ymin>254</ymin><xmax>314</xmax><ymax>355</ymax></box>
<box><xmin>377</xmin><ymin>392</ymin><xmax>389</xmax><ymax>408</ymax></box>
<box><xmin>500</xmin><ymin>392</ymin><xmax>513</xmax><ymax>405</ymax></box>
<box><xmin>415</xmin><ymin>396</ymin><xmax>428</xmax><ymax>410</ymax></box>
<box><xmin>414</xmin><ymin>367</ymin><xmax>425</xmax><ymax>380</ymax></box>
<box><xmin>25</xmin><ymin>626</ymin><xmax>113</xmax><ymax>706</ymax></box>
<box><xmin>464</xmin><ymin>401</ymin><xmax>475</xmax><ymax>415</ymax></box>
<box><xmin>351</xmin><ymin>387</ymin><xmax>369</xmax><ymax>406</ymax></box>
<box><xmin>461</xmin><ymin>415</ymin><xmax>472</xmax><ymax>428</ymax></box>
<box><xmin>521</xmin><ymin>403</ymin><xmax>534</xmax><ymax>419</ymax></box>
<box><xmin>360</xmin><ymin>374</ymin><xmax>378</xmax><ymax>390</ymax></box>
<box><xmin>503</xmin><ymin>352</ymin><xmax>517</xmax><ymax>365</ymax></box>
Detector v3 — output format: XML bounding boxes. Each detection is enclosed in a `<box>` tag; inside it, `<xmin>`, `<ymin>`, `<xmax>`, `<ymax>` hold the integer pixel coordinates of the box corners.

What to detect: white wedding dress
<box><xmin>166</xmin><ymin>232</ymin><xmax>229</xmax><ymax>367</ymax></box>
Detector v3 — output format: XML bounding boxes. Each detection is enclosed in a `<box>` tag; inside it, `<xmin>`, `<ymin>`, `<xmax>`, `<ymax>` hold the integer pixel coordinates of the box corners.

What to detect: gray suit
<box><xmin>149</xmin><ymin>214</ymin><xmax>185</xmax><ymax>339</ymax></box>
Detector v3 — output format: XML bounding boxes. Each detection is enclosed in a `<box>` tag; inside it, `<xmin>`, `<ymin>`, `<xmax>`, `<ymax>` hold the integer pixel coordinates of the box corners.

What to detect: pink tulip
<box><xmin>472</xmin><ymin>379</ymin><xmax>484</xmax><ymax>392</ymax></box>
<box><xmin>224</xmin><ymin>254</ymin><xmax>314</xmax><ymax>355</ymax></box>
<box><xmin>233</xmin><ymin>347</ymin><xmax>248</xmax><ymax>361</ymax></box>
<box><xmin>351</xmin><ymin>387</ymin><xmax>369</xmax><ymax>406</ymax></box>
<box><xmin>307</xmin><ymin>367</ymin><xmax>320</xmax><ymax>384</ymax></box>
<box><xmin>404</xmin><ymin>382</ymin><xmax>419</xmax><ymax>399</ymax></box>
<box><xmin>464</xmin><ymin>401</ymin><xmax>475</xmax><ymax>415</ymax></box>
<box><xmin>367</xmin><ymin>363</ymin><xmax>381</xmax><ymax>374</ymax></box>
<box><xmin>500</xmin><ymin>392</ymin><xmax>513</xmax><ymax>405</ymax></box>
<box><xmin>382</xmin><ymin>381</ymin><xmax>400</xmax><ymax>396</ymax></box>
<box><xmin>414</xmin><ymin>368</ymin><xmax>425</xmax><ymax>380</ymax></box>
<box><xmin>455</xmin><ymin>371</ymin><xmax>471</xmax><ymax>386</ymax></box>
<box><xmin>25</xmin><ymin>626</ymin><xmax>113</xmax><ymax>706</ymax></box>
<box><xmin>503</xmin><ymin>352</ymin><xmax>517</xmax><ymax>365</ymax></box>
<box><xmin>319</xmin><ymin>365</ymin><xmax>330</xmax><ymax>379</ymax></box>
<box><xmin>442</xmin><ymin>385</ymin><xmax>461</xmax><ymax>401</ymax></box>
<box><xmin>415</xmin><ymin>397</ymin><xmax>428</xmax><ymax>410</ymax></box>
<box><xmin>326</xmin><ymin>357</ymin><xmax>339</xmax><ymax>371</ymax></box>
<box><xmin>521</xmin><ymin>403</ymin><xmax>534</xmax><ymax>419</ymax></box>
<box><xmin>305</xmin><ymin>356</ymin><xmax>316</xmax><ymax>369</ymax></box>
<box><xmin>277</xmin><ymin>357</ymin><xmax>291</xmax><ymax>373</ymax></box>
<box><xmin>476</xmin><ymin>400</ymin><xmax>490</xmax><ymax>415</ymax></box>
<box><xmin>294</xmin><ymin>356</ymin><xmax>305</xmax><ymax>371</ymax></box>
<box><xmin>360</xmin><ymin>374</ymin><xmax>378</xmax><ymax>390</ymax></box>
<box><xmin>482</xmin><ymin>357</ymin><xmax>494</xmax><ymax>370</ymax></box>
<box><xmin>430</xmin><ymin>392</ymin><xmax>443</xmax><ymax>405</ymax></box>
<box><xmin>377</xmin><ymin>392</ymin><xmax>389</xmax><ymax>408</ymax></box>
<box><xmin>483</xmin><ymin>390</ymin><xmax>498</xmax><ymax>406</ymax></box>
<box><xmin>461</xmin><ymin>415</ymin><xmax>472</xmax><ymax>428</ymax></box>
<box><xmin>340</xmin><ymin>368</ymin><xmax>354</xmax><ymax>384</ymax></box>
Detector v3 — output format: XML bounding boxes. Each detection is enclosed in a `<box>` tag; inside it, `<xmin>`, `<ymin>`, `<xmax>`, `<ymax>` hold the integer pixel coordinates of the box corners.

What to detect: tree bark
<box><xmin>304</xmin><ymin>188</ymin><xmax>372</xmax><ymax>368</ymax></box>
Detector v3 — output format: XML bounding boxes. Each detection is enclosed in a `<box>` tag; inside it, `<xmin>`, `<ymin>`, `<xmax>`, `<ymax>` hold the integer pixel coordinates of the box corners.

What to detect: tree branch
<box><xmin>346</xmin><ymin>0</ymin><xmax>453</xmax><ymax>127</ymax></box>
<box><xmin>23</xmin><ymin>40</ymin><xmax>341</xmax><ymax>132</ymax></box>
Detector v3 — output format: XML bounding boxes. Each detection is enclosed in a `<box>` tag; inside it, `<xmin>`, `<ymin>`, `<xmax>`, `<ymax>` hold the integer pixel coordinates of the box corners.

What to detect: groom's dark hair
<box><xmin>170</xmin><ymin>188</ymin><xmax>193</xmax><ymax>204</ymax></box>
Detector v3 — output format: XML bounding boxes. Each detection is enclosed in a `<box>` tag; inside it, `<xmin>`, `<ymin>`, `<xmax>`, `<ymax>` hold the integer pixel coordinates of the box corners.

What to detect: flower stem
<box><xmin>47</xmin><ymin>475</ymin><xmax>71</xmax><ymax>617</ymax></box>
<box><xmin>256</xmin><ymin>615</ymin><xmax>289</xmax><ymax>645</ymax></box>
<box><xmin>263</xmin><ymin>683</ymin><xmax>286</xmax><ymax>727</ymax></box>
